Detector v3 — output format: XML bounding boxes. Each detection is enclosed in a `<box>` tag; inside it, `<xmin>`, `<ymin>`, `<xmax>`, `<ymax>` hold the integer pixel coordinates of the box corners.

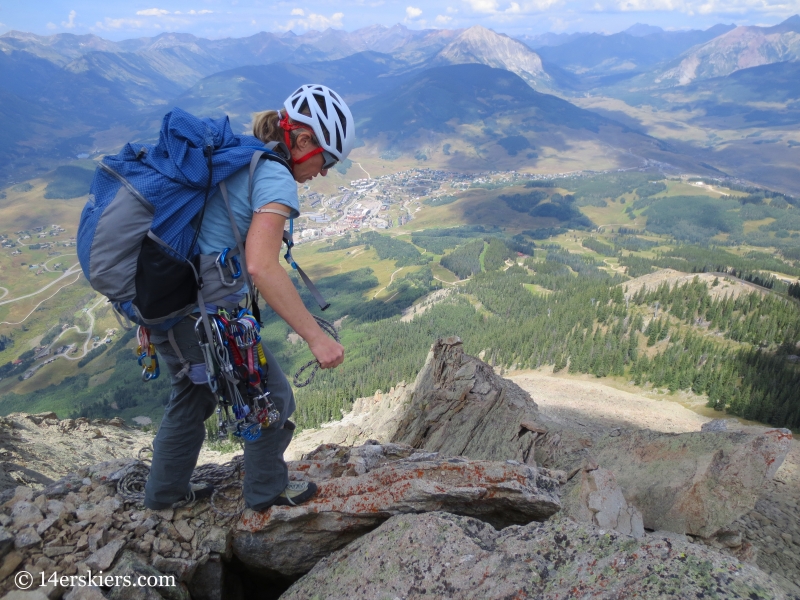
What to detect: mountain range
<box><xmin>1</xmin><ymin>17</ymin><xmax>800</xmax><ymax>189</ymax></box>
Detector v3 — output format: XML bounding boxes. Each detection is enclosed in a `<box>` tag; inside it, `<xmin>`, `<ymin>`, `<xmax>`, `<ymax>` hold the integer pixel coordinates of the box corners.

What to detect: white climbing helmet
<box><xmin>283</xmin><ymin>84</ymin><xmax>355</xmax><ymax>163</ymax></box>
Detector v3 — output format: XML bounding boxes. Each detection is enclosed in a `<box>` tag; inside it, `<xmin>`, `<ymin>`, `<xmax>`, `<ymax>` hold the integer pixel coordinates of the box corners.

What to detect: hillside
<box><xmin>351</xmin><ymin>63</ymin><xmax>714</xmax><ymax>174</ymax></box>
<box><xmin>653</xmin><ymin>15</ymin><xmax>800</xmax><ymax>86</ymax></box>
<box><xmin>538</xmin><ymin>24</ymin><xmax>734</xmax><ymax>79</ymax></box>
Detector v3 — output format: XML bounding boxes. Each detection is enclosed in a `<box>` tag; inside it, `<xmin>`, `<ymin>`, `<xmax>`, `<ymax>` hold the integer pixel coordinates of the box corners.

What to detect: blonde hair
<box><xmin>252</xmin><ymin>109</ymin><xmax>318</xmax><ymax>148</ymax></box>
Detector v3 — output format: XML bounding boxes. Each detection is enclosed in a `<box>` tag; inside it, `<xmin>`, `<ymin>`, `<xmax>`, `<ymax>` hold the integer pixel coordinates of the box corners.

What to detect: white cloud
<box><xmin>281</xmin><ymin>11</ymin><xmax>345</xmax><ymax>31</ymax></box>
<box><xmin>461</xmin><ymin>0</ymin><xmax>563</xmax><ymax>15</ymax></box>
<box><xmin>291</xmin><ymin>8</ymin><xmax>305</xmax><ymax>16</ymax></box>
<box><xmin>308</xmin><ymin>12</ymin><xmax>344</xmax><ymax>28</ymax></box>
<box><xmin>406</xmin><ymin>6</ymin><xmax>423</xmax><ymax>18</ymax></box>
<box><xmin>94</xmin><ymin>17</ymin><xmax>146</xmax><ymax>30</ymax></box>
<box><xmin>594</xmin><ymin>0</ymin><xmax>795</xmax><ymax>15</ymax></box>
<box><xmin>136</xmin><ymin>8</ymin><xmax>170</xmax><ymax>16</ymax></box>
<box><xmin>46</xmin><ymin>22</ymin><xmax>57</xmax><ymax>30</ymax></box>
<box><xmin>447</xmin><ymin>6</ymin><xmax>459</xmax><ymax>12</ymax></box>
<box><xmin>61</xmin><ymin>10</ymin><xmax>77</xmax><ymax>29</ymax></box>
<box><xmin>188</xmin><ymin>9</ymin><xmax>213</xmax><ymax>15</ymax></box>
<box><xmin>435</xmin><ymin>14</ymin><xmax>453</xmax><ymax>23</ymax></box>
<box><xmin>464</xmin><ymin>0</ymin><xmax>499</xmax><ymax>12</ymax></box>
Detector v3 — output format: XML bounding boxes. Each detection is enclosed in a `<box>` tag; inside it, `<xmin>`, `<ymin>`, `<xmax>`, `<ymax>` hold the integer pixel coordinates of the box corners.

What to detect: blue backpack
<box><xmin>77</xmin><ymin>108</ymin><xmax>327</xmax><ymax>330</ymax></box>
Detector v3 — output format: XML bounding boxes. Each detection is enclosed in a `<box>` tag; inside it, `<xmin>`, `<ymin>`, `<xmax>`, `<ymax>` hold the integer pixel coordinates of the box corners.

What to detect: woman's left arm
<box><xmin>245</xmin><ymin>204</ymin><xmax>344</xmax><ymax>369</ymax></box>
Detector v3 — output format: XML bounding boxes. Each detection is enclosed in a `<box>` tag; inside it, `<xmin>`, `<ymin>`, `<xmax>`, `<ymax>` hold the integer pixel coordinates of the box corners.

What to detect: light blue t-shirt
<box><xmin>197</xmin><ymin>160</ymin><xmax>299</xmax><ymax>255</ymax></box>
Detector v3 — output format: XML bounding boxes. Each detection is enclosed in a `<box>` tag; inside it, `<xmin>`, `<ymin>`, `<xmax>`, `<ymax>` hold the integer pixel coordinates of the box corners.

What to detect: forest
<box><xmin>283</xmin><ymin>238</ymin><xmax>800</xmax><ymax>431</ymax></box>
<box><xmin>3</xmin><ymin>174</ymin><xmax>799</xmax><ymax>436</ymax></box>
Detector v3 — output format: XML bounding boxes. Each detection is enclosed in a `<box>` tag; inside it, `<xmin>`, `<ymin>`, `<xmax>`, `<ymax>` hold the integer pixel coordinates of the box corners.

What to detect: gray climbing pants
<box><xmin>143</xmin><ymin>315</ymin><xmax>296</xmax><ymax>511</ymax></box>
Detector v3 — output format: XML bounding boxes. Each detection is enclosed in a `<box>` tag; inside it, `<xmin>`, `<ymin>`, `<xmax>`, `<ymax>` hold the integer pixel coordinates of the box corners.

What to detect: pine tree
<box><xmin>647</xmin><ymin>320</ymin><xmax>659</xmax><ymax>346</ymax></box>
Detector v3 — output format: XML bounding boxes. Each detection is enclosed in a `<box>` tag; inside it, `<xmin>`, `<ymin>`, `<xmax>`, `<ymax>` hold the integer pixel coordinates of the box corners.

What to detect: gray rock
<box><xmin>64</xmin><ymin>586</ymin><xmax>108</xmax><ymax>600</ymax></box>
<box><xmin>233</xmin><ymin>442</ymin><xmax>563</xmax><ymax>578</ymax></box>
<box><xmin>105</xmin><ymin>551</ymin><xmax>190</xmax><ymax>600</ymax></box>
<box><xmin>14</xmin><ymin>527</ymin><xmax>42</xmax><ymax>549</ymax></box>
<box><xmin>391</xmin><ymin>338</ymin><xmax>543</xmax><ymax>464</ymax></box>
<box><xmin>563</xmin><ymin>467</ymin><xmax>644</xmax><ymax>539</ymax></box>
<box><xmin>282</xmin><ymin>512</ymin><xmax>789</xmax><ymax>600</ymax></box>
<box><xmin>11</xmin><ymin>502</ymin><xmax>43</xmax><ymax>528</ymax></box>
<box><xmin>88</xmin><ymin>528</ymin><xmax>108</xmax><ymax>553</ymax></box>
<box><xmin>186</xmin><ymin>555</ymin><xmax>234</xmax><ymax>600</ymax></box>
<box><xmin>76</xmin><ymin>498</ymin><xmax>121</xmax><ymax>523</ymax></box>
<box><xmin>84</xmin><ymin>538</ymin><xmax>126</xmax><ymax>571</ymax></box>
<box><xmin>43</xmin><ymin>545</ymin><xmax>74</xmax><ymax>558</ymax></box>
<box><xmin>0</xmin><ymin>526</ymin><xmax>13</xmax><ymax>559</ymax></box>
<box><xmin>198</xmin><ymin>528</ymin><xmax>230</xmax><ymax>559</ymax></box>
<box><xmin>0</xmin><ymin>591</ymin><xmax>50</xmax><ymax>600</ymax></box>
<box><xmin>0</xmin><ymin>551</ymin><xmax>24</xmax><ymax>581</ymax></box>
<box><xmin>172</xmin><ymin>521</ymin><xmax>193</xmax><ymax>544</ymax></box>
<box><xmin>151</xmin><ymin>556</ymin><xmax>199</xmax><ymax>583</ymax></box>
<box><xmin>717</xmin><ymin>530</ymin><xmax>743</xmax><ymax>548</ymax></box>
<box><xmin>701</xmin><ymin>418</ymin><xmax>740</xmax><ymax>432</ymax></box>
<box><xmin>36</xmin><ymin>517</ymin><xmax>58</xmax><ymax>536</ymax></box>
<box><xmin>585</xmin><ymin>427</ymin><xmax>793</xmax><ymax>538</ymax></box>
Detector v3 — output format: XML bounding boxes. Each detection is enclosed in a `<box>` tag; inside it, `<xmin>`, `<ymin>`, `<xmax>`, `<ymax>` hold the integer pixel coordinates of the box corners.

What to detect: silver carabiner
<box><xmin>215</xmin><ymin>248</ymin><xmax>242</xmax><ymax>287</ymax></box>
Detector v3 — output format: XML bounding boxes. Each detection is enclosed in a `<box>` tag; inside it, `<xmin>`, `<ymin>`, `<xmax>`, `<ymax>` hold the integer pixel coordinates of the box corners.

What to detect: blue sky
<box><xmin>0</xmin><ymin>0</ymin><xmax>796</xmax><ymax>40</ymax></box>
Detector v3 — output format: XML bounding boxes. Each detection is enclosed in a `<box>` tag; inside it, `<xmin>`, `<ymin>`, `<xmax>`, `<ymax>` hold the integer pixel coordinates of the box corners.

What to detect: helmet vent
<box><xmin>314</xmin><ymin>94</ymin><xmax>328</xmax><ymax>118</ymax></box>
<box><xmin>334</xmin><ymin>105</ymin><xmax>347</xmax><ymax>137</ymax></box>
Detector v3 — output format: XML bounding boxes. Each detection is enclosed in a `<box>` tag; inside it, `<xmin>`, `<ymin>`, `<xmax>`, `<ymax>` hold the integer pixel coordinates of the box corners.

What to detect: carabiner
<box><xmin>215</xmin><ymin>248</ymin><xmax>242</xmax><ymax>287</ymax></box>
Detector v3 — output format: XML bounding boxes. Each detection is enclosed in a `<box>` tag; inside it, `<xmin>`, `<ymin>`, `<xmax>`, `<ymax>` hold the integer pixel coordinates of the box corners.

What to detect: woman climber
<box><xmin>143</xmin><ymin>84</ymin><xmax>354</xmax><ymax>511</ymax></box>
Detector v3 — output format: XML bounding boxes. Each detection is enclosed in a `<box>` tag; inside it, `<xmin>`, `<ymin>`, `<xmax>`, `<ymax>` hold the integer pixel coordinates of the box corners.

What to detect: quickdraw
<box><xmin>136</xmin><ymin>327</ymin><xmax>159</xmax><ymax>381</ymax></box>
<box><xmin>194</xmin><ymin>307</ymin><xmax>280</xmax><ymax>442</ymax></box>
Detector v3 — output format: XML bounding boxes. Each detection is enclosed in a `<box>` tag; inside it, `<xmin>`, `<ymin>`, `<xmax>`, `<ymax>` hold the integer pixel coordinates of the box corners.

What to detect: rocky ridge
<box><xmin>283</xmin><ymin>512</ymin><xmax>788</xmax><ymax>600</ymax></box>
<box><xmin>0</xmin><ymin>337</ymin><xmax>795</xmax><ymax>599</ymax></box>
<box><xmin>0</xmin><ymin>414</ymin><xmax>225</xmax><ymax>495</ymax></box>
<box><xmin>290</xmin><ymin>336</ymin><xmax>799</xmax><ymax>596</ymax></box>
<box><xmin>431</xmin><ymin>25</ymin><xmax>551</xmax><ymax>89</ymax></box>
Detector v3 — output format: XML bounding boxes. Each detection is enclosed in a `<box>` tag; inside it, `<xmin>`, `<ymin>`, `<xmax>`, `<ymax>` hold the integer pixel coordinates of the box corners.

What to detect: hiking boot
<box><xmin>269</xmin><ymin>481</ymin><xmax>318</xmax><ymax>507</ymax></box>
<box><xmin>173</xmin><ymin>482</ymin><xmax>214</xmax><ymax>508</ymax></box>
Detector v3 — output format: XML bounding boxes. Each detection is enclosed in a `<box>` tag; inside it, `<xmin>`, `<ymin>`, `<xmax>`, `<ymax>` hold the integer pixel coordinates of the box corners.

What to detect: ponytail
<box><xmin>252</xmin><ymin>110</ymin><xmax>282</xmax><ymax>145</ymax></box>
<box><xmin>252</xmin><ymin>107</ymin><xmax>317</xmax><ymax>149</ymax></box>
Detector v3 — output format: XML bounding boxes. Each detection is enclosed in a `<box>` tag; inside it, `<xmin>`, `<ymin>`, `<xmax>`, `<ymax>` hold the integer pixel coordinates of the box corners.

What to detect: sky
<box><xmin>0</xmin><ymin>0</ymin><xmax>797</xmax><ymax>40</ymax></box>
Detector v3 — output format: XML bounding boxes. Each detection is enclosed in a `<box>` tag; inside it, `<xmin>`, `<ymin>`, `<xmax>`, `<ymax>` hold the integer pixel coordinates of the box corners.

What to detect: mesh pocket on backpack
<box><xmin>133</xmin><ymin>235</ymin><xmax>200</xmax><ymax>321</ymax></box>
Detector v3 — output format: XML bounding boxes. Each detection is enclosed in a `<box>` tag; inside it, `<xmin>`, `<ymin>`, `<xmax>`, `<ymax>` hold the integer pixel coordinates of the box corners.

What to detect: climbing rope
<box><xmin>293</xmin><ymin>315</ymin><xmax>340</xmax><ymax>388</ymax></box>
<box><xmin>116</xmin><ymin>447</ymin><xmax>246</xmax><ymax>517</ymax></box>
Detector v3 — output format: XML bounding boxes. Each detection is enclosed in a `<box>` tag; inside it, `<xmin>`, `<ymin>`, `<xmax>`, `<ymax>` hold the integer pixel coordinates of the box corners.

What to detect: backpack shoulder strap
<box><xmin>247</xmin><ymin>150</ymin><xmax>330</xmax><ymax>311</ymax></box>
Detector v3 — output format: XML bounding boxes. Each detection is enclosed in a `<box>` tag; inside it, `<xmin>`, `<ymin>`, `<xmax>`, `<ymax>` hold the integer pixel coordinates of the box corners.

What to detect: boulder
<box><xmin>186</xmin><ymin>557</ymin><xmax>220</xmax><ymax>600</ymax></box>
<box><xmin>233</xmin><ymin>442</ymin><xmax>563</xmax><ymax>577</ymax></box>
<box><xmin>282</xmin><ymin>512</ymin><xmax>788</xmax><ymax>600</ymax></box>
<box><xmin>391</xmin><ymin>337</ymin><xmax>544</xmax><ymax>464</ymax></box>
<box><xmin>105</xmin><ymin>551</ymin><xmax>190</xmax><ymax>600</ymax></box>
<box><xmin>84</xmin><ymin>537</ymin><xmax>126</xmax><ymax>571</ymax></box>
<box><xmin>0</xmin><ymin>527</ymin><xmax>12</xmax><ymax>559</ymax></box>
<box><xmin>563</xmin><ymin>467</ymin><xmax>644</xmax><ymax>538</ymax></box>
<box><xmin>585</xmin><ymin>427</ymin><xmax>793</xmax><ymax>537</ymax></box>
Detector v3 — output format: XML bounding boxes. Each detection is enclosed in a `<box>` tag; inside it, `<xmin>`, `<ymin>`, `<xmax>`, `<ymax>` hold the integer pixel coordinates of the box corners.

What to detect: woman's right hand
<box><xmin>308</xmin><ymin>334</ymin><xmax>345</xmax><ymax>369</ymax></box>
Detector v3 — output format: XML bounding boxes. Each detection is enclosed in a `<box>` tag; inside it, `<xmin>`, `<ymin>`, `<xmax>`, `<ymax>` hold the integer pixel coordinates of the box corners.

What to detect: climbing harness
<box><xmin>133</xmin><ymin>149</ymin><xmax>339</xmax><ymax>437</ymax></box>
<box><xmin>136</xmin><ymin>327</ymin><xmax>159</xmax><ymax>381</ymax></box>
